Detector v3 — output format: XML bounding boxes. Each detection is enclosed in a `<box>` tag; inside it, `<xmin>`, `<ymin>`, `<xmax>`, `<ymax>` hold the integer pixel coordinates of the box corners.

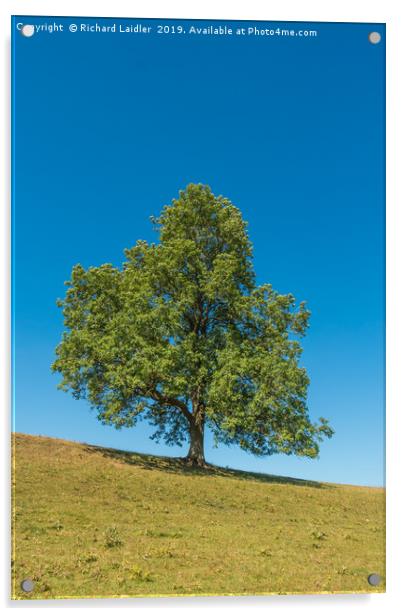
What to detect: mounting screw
<box><xmin>21</xmin><ymin>25</ymin><xmax>35</xmax><ymax>38</ymax></box>
<box><xmin>368</xmin><ymin>32</ymin><xmax>381</xmax><ymax>45</ymax></box>
<box><xmin>20</xmin><ymin>578</ymin><xmax>34</xmax><ymax>593</ymax></box>
<box><xmin>367</xmin><ymin>573</ymin><xmax>381</xmax><ymax>586</ymax></box>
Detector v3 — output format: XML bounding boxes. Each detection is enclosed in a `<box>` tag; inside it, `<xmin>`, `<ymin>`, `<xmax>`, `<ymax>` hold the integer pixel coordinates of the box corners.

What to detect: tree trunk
<box><xmin>185</xmin><ymin>419</ymin><xmax>205</xmax><ymax>466</ymax></box>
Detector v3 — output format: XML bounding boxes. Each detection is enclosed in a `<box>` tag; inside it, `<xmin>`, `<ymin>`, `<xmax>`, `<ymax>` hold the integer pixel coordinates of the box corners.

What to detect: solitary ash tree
<box><xmin>52</xmin><ymin>184</ymin><xmax>333</xmax><ymax>466</ymax></box>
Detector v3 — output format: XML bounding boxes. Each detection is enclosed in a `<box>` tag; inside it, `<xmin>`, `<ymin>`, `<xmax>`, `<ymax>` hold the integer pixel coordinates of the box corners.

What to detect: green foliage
<box><xmin>52</xmin><ymin>183</ymin><xmax>334</xmax><ymax>460</ymax></box>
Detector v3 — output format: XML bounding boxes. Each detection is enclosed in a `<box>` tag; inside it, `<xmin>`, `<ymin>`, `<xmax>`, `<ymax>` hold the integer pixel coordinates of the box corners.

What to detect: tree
<box><xmin>52</xmin><ymin>184</ymin><xmax>334</xmax><ymax>466</ymax></box>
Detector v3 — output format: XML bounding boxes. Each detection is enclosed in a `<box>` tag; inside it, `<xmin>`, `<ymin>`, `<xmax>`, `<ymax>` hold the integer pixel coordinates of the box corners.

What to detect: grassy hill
<box><xmin>11</xmin><ymin>433</ymin><xmax>385</xmax><ymax>599</ymax></box>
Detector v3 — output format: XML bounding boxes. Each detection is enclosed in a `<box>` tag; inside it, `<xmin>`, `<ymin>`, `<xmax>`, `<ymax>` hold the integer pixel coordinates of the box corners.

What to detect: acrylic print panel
<box><xmin>11</xmin><ymin>15</ymin><xmax>385</xmax><ymax>599</ymax></box>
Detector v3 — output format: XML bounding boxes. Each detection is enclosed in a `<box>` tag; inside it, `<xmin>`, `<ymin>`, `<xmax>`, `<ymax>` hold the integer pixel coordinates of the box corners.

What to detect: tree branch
<box><xmin>150</xmin><ymin>390</ymin><xmax>193</xmax><ymax>423</ymax></box>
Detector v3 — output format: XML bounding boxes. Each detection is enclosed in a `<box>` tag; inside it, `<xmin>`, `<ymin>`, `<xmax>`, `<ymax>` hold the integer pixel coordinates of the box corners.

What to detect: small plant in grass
<box><xmin>311</xmin><ymin>530</ymin><xmax>327</xmax><ymax>541</ymax></box>
<box><xmin>337</xmin><ymin>566</ymin><xmax>349</xmax><ymax>576</ymax></box>
<box><xmin>78</xmin><ymin>552</ymin><xmax>98</xmax><ymax>564</ymax></box>
<box><xmin>152</xmin><ymin>547</ymin><xmax>175</xmax><ymax>558</ymax></box>
<box><xmin>131</xmin><ymin>565</ymin><xmax>153</xmax><ymax>582</ymax></box>
<box><xmin>142</xmin><ymin>529</ymin><xmax>183</xmax><ymax>538</ymax></box>
<box><xmin>104</xmin><ymin>526</ymin><xmax>123</xmax><ymax>548</ymax></box>
<box><xmin>110</xmin><ymin>562</ymin><xmax>121</xmax><ymax>570</ymax></box>
<box><xmin>259</xmin><ymin>548</ymin><xmax>272</xmax><ymax>557</ymax></box>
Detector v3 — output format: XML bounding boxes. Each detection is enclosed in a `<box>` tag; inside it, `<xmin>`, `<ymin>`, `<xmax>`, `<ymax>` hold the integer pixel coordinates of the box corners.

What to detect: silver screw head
<box><xmin>20</xmin><ymin>578</ymin><xmax>34</xmax><ymax>593</ymax></box>
<box><xmin>368</xmin><ymin>573</ymin><xmax>381</xmax><ymax>586</ymax></box>
<box><xmin>368</xmin><ymin>32</ymin><xmax>381</xmax><ymax>45</ymax></box>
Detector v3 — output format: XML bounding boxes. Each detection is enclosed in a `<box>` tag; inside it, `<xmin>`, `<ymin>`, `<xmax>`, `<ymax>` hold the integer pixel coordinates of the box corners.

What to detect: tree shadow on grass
<box><xmin>82</xmin><ymin>443</ymin><xmax>325</xmax><ymax>489</ymax></box>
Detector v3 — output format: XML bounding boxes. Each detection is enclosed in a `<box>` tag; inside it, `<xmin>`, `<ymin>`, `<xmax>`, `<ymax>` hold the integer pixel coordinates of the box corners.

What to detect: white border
<box><xmin>2</xmin><ymin>1</ymin><xmax>401</xmax><ymax>614</ymax></box>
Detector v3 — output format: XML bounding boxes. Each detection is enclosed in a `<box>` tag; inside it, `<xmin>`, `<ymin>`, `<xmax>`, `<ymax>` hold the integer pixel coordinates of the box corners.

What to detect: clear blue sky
<box><xmin>12</xmin><ymin>17</ymin><xmax>385</xmax><ymax>486</ymax></box>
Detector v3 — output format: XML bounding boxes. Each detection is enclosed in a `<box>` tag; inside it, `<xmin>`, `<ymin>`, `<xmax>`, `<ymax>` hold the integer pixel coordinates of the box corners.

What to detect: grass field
<box><xmin>11</xmin><ymin>433</ymin><xmax>385</xmax><ymax>599</ymax></box>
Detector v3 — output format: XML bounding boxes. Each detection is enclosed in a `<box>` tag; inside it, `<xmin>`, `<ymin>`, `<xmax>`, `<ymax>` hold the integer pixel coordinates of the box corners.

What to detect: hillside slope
<box><xmin>11</xmin><ymin>433</ymin><xmax>385</xmax><ymax>599</ymax></box>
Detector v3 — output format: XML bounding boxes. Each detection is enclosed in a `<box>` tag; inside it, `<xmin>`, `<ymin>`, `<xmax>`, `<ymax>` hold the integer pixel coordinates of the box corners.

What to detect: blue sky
<box><xmin>12</xmin><ymin>17</ymin><xmax>385</xmax><ymax>486</ymax></box>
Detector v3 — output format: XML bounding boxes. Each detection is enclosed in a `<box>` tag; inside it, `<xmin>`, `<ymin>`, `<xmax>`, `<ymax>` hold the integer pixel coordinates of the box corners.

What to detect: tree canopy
<box><xmin>52</xmin><ymin>184</ymin><xmax>333</xmax><ymax>465</ymax></box>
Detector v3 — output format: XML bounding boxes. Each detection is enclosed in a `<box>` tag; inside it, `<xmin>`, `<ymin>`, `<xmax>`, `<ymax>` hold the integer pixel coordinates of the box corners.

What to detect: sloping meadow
<box><xmin>12</xmin><ymin>433</ymin><xmax>385</xmax><ymax>599</ymax></box>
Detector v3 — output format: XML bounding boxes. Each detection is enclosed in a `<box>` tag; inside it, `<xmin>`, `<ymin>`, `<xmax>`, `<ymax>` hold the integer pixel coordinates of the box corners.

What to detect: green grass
<box><xmin>11</xmin><ymin>433</ymin><xmax>385</xmax><ymax>599</ymax></box>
